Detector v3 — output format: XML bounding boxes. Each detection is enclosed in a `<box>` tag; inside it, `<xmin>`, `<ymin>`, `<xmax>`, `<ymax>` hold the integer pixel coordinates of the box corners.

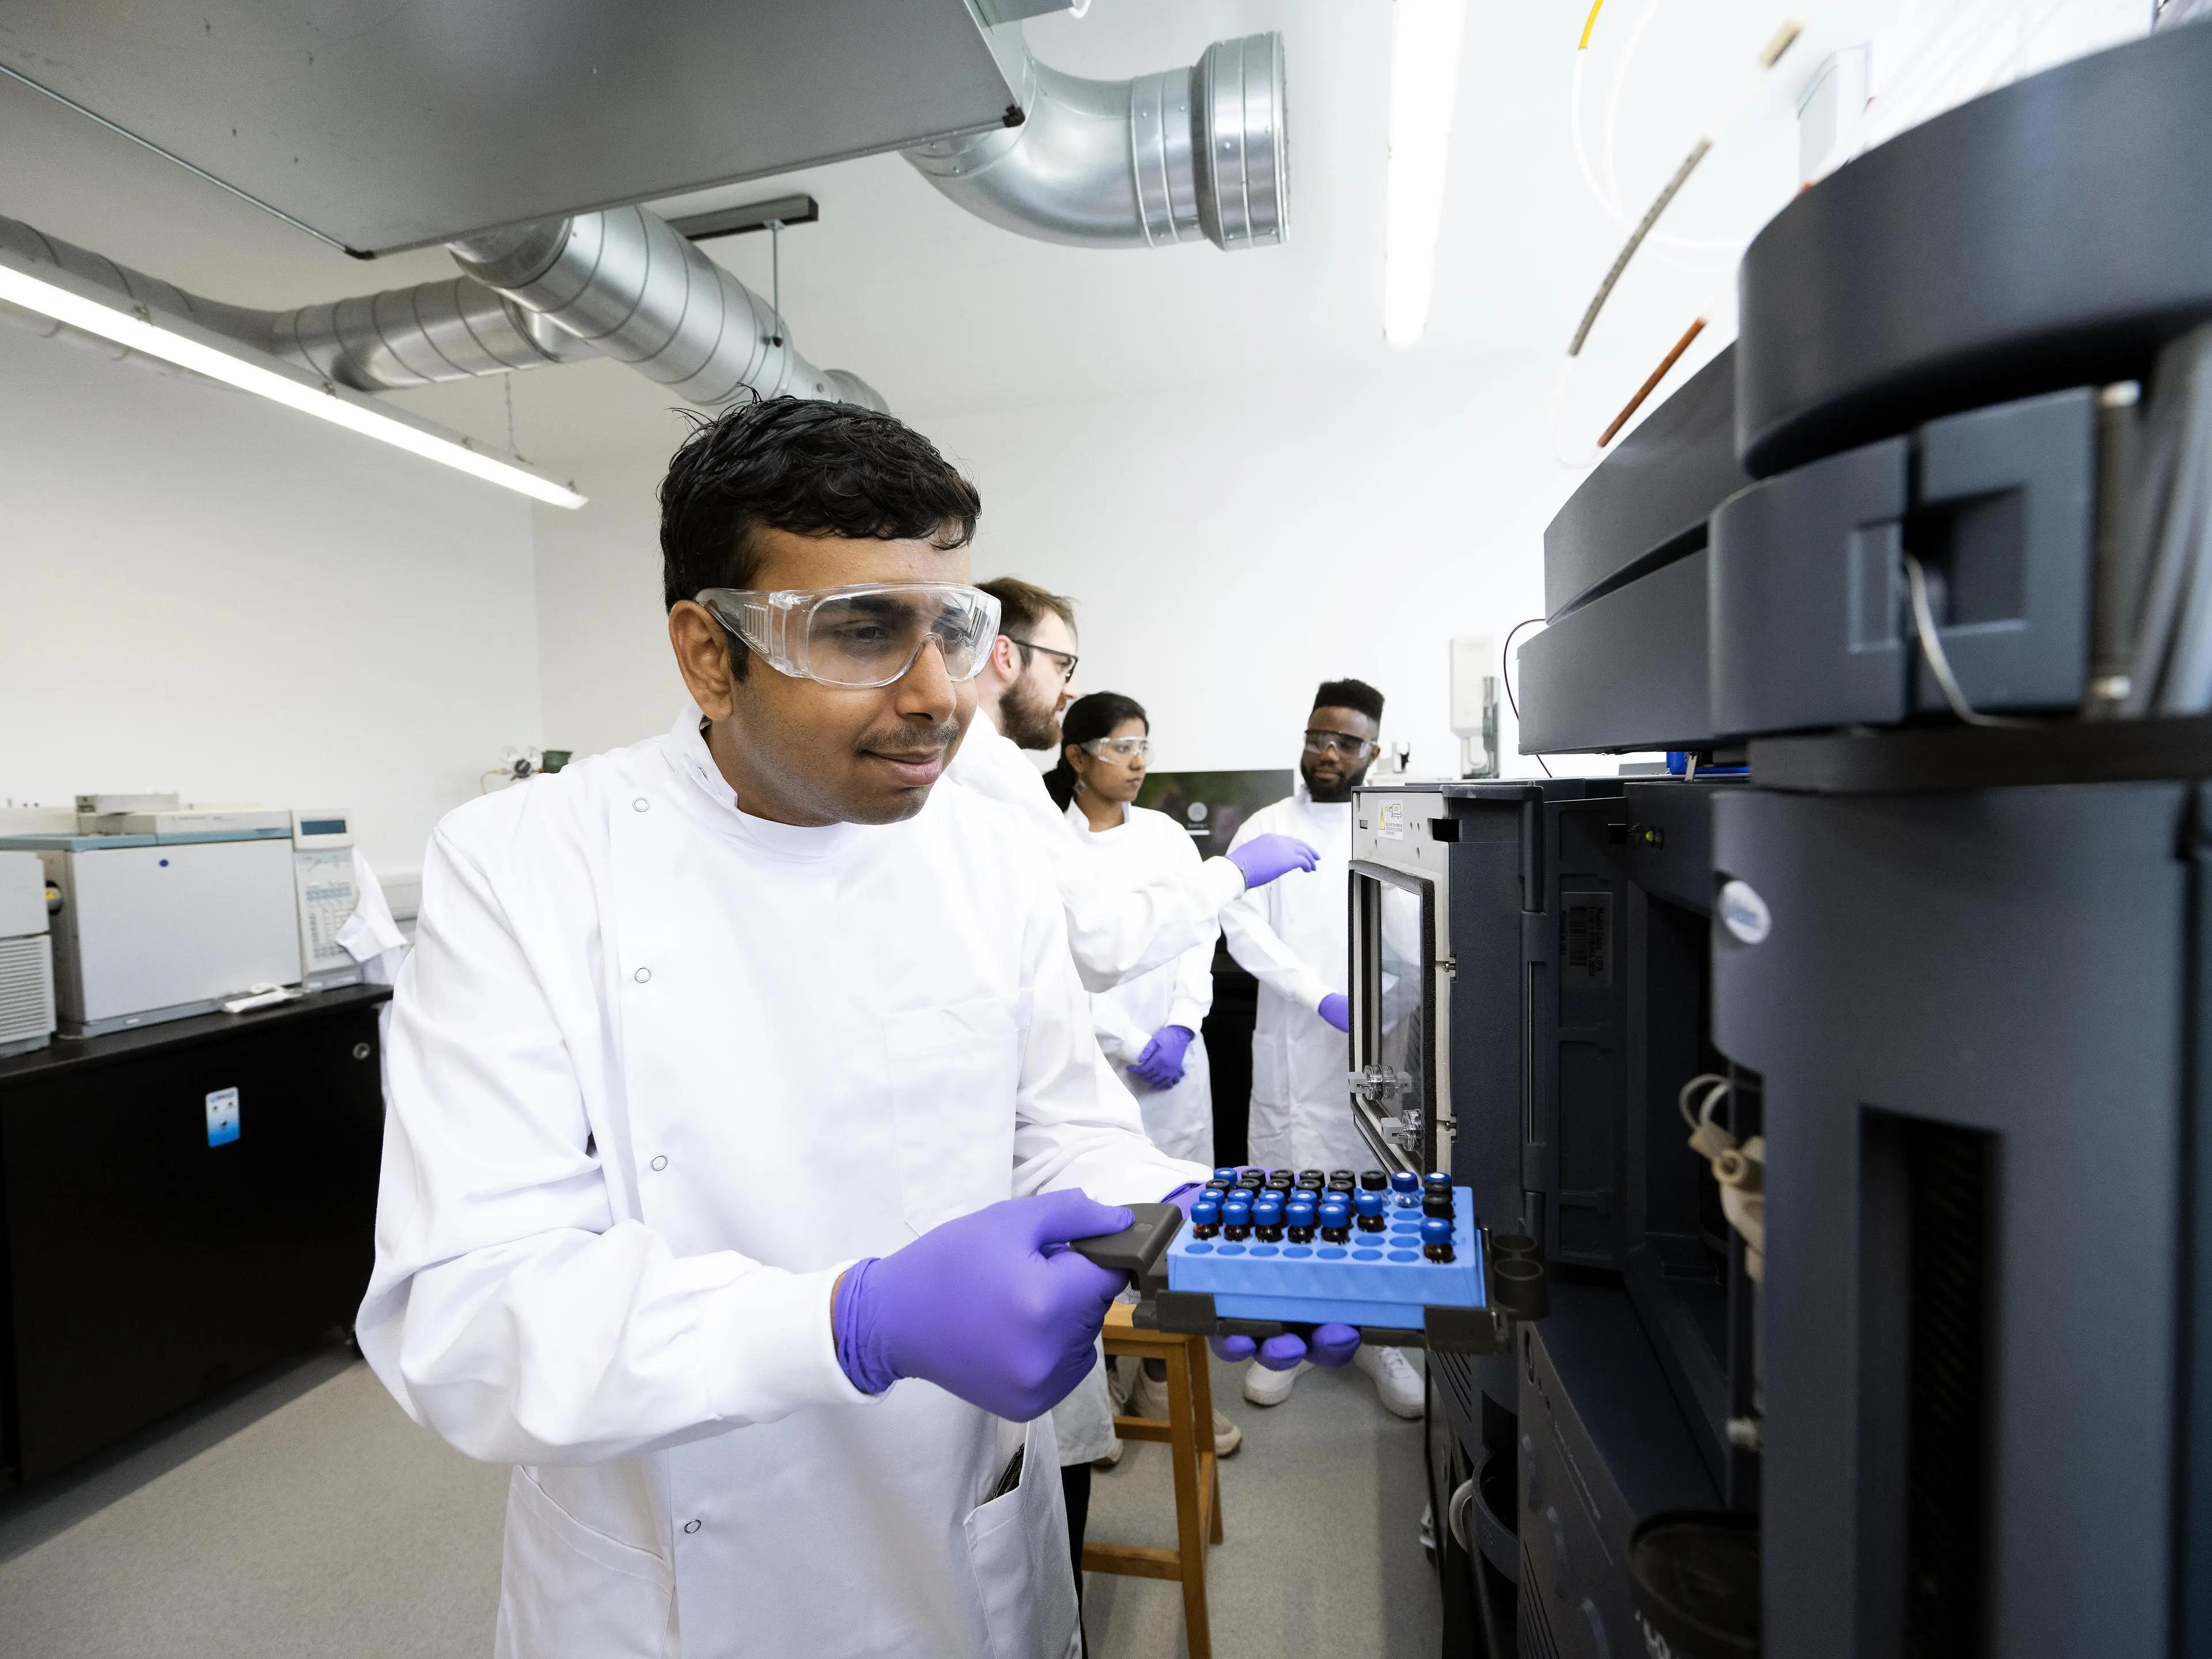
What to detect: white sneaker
<box><xmin>1092</xmin><ymin>1437</ymin><xmax>1124</xmax><ymax>1471</ymax></box>
<box><xmin>1354</xmin><ymin>1344</ymin><xmax>1425</xmax><ymax>1419</ymax></box>
<box><xmin>1243</xmin><ymin>1358</ymin><xmax>1306</xmax><ymax>1407</ymax></box>
<box><xmin>1128</xmin><ymin>1366</ymin><xmax>1169</xmax><ymax>1421</ymax></box>
<box><xmin>1130</xmin><ymin>1369</ymin><xmax>1243</xmax><ymax>1455</ymax></box>
<box><xmin>1107</xmin><ymin>1358</ymin><xmax>1134</xmax><ymax>1414</ymax></box>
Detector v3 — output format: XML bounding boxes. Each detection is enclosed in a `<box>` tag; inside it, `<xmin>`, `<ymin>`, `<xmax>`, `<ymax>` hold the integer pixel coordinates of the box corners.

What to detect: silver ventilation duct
<box><xmin>268</xmin><ymin>275</ymin><xmax>601</xmax><ymax>389</ymax></box>
<box><xmin>903</xmin><ymin>32</ymin><xmax>1286</xmax><ymax>251</ymax></box>
<box><xmin>447</xmin><ymin>208</ymin><xmax>881</xmax><ymax>408</ymax></box>
<box><xmin>0</xmin><ymin>204</ymin><xmax>883</xmax><ymax>411</ymax></box>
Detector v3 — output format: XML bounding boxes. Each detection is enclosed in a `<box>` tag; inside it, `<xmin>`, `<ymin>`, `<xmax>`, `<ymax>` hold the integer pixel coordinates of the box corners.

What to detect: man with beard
<box><xmin>949</xmin><ymin>577</ymin><xmax>1319</xmax><ymax>991</ymax></box>
<box><xmin>948</xmin><ymin>578</ymin><xmax>1320</xmax><ymax>1544</ymax></box>
<box><xmin>1219</xmin><ymin>677</ymin><xmax>1425</xmax><ymax>1418</ymax></box>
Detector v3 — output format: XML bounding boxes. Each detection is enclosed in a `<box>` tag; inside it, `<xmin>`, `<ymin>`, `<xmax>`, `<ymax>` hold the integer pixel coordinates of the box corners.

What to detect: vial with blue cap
<box><xmin>1190</xmin><ymin>1195</ymin><xmax>1221</xmax><ymax>1239</ymax></box>
<box><xmin>1286</xmin><ymin>1195</ymin><xmax>1317</xmax><ymax>1243</ymax></box>
<box><xmin>1253</xmin><ymin>1192</ymin><xmax>1286</xmax><ymax>1243</ymax></box>
<box><xmin>1355</xmin><ymin>1190</ymin><xmax>1388</xmax><ymax>1234</ymax></box>
<box><xmin>1319</xmin><ymin>1198</ymin><xmax>1351</xmax><ymax>1244</ymax></box>
<box><xmin>1222</xmin><ymin>1192</ymin><xmax>1253</xmax><ymax>1241</ymax></box>
<box><xmin>1390</xmin><ymin>1170</ymin><xmax>1421</xmax><ymax>1209</ymax></box>
<box><xmin>1421</xmin><ymin>1215</ymin><xmax>1456</xmax><ymax>1262</ymax></box>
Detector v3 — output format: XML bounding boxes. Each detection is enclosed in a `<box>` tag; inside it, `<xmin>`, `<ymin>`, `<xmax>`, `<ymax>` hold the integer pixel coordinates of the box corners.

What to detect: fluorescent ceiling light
<box><xmin>1384</xmin><ymin>0</ymin><xmax>1469</xmax><ymax>349</ymax></box>
<box><xmin>0</xmin><ymin>257</ymin><xmax>585</xmax><ymax>509</ymax></box>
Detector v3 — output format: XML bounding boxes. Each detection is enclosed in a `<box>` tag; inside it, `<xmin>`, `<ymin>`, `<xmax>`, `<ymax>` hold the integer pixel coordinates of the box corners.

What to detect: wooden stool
<box><xmin>1085</xmin><ymin>1302</ymin><xmax>1225</xmax><ymax>1658</ymax></box>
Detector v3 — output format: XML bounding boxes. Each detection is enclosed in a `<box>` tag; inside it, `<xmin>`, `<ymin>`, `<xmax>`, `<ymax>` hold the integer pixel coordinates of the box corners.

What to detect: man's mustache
<box><xmin>855</xmin><ymin>719</ymin><xmax>964</xmax><ymax>758</ymax></box>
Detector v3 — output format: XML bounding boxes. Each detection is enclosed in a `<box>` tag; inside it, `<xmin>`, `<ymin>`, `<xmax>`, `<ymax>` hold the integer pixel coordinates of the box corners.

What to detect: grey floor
<box><xmin>0</xmin><ymin>1345</ymin><xmax>1438</xmax><ymax>1659</ymax></box>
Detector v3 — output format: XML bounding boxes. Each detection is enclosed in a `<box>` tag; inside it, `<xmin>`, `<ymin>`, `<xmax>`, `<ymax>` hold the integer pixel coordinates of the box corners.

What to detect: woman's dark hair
<box><xmin>660</xmin><ymin>396</ymin><xmax>982</xmax><ymax>676</ymax></box>
<box><xmin>1044</xmin><ymin>691</ymin><xmax>1149</xmax><ymax>812</ymax></box>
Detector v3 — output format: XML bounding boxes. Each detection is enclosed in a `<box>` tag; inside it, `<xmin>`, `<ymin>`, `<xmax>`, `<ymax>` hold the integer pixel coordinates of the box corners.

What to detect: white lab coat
<box><xmin>1062</xmin><ymin>800</ymin><xmax>1215</xmax><ymax>1166</ymax></box>
<box><xmin>1221</xmin><ymin>786</ymin><xmax>1372</xmax><ymax>1175</ymax></box>
<box><xmin>948</xmin><ymin>718</ymin><xmax>1244</xmax><ymax>991</ymax></box>
<box><xmin>357</xmin><ymin>706</ymin><xmax>1205</xmax><ymax>1659</ymax></box>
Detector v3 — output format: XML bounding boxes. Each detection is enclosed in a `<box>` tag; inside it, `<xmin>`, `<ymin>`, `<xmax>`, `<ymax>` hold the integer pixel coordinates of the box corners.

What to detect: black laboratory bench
<box><xmin>0</xmin><ymin>983</ymin><xmax>389</xmax><ymax>1486</ymax></box>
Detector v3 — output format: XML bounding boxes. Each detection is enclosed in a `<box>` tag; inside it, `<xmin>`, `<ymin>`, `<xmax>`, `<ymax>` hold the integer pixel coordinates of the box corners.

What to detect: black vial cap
<box><xmin>1422</xmin><ymin>1191</ymin><xmax>1455</xmax><ymax>1219</ymax></box>
<box><xmin>1359</xmin><ymin>1170</ymin><xmax>1388</xmax><ymax>1191</ymax></box>
<box><xmin>1238</xmin><ymin>1169</ymin><xmax>1267</xmax><ymax>1188</ymax></box>
<box><xmin>1267</xmin><ymin>1170</ymin><xmax>1296</xmax><ymax>1190</ymax></box>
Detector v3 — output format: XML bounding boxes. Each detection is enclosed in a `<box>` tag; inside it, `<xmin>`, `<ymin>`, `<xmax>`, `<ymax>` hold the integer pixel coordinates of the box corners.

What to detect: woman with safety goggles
<box><xmin>1046</xmin><ymin>692</ymin><xmax>1217</xmax><ymax>1168</ymax></box>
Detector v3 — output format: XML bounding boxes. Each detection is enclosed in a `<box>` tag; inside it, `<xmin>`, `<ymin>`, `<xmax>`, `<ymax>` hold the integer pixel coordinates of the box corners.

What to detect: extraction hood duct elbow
<box><xmin>903</xmin><ymin>32</ymin><xmax>1287</xmax><ymax>251</ymax></box>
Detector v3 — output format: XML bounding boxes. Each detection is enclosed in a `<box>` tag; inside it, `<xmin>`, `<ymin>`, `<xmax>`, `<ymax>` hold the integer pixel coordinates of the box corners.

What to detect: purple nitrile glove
<box><xmin>833</xmin><ymin>1191</ymin><xmax>1131</xmax><ymax>1419</ymax></box>
<box><xmin>1129</xmin><ymin>1024</ymin><xmax>1195</xmax><ymax>1090</ymax></box>
<box><xmin>1317</xmin><ymin>992</ymin><xmax>1351</xmax><ymax>1032</ymax></box>
<box><xmin>1209</xmin><ymin>1323</ymin><xmax>1362</xmax><ymax>1369</ymax></box>
<box><xmin>1226</xmin><ymin>833</ymin><xmax>1320</xmax><ymax>890</ymax></box>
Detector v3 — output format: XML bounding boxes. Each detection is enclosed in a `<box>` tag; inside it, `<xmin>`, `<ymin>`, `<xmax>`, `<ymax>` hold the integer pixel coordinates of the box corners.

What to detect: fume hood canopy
<box><xmin>0</xmin><ymin>0</ymin><xmax>1030</xmax><ymax>255</ymax></box>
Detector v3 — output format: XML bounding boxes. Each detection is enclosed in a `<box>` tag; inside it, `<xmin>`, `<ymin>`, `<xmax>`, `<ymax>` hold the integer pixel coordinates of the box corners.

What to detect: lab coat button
<box><xmin>633</xmin><ymin>798</ymin><xmax>650</xmax><ymax>812</ymax></box>
<box><xmin>650</xmin><ymin>1156</ymin><xmax>668</xmax><ymax>1172</ymax></box>
<box><xmin>634</xmin><ymin>967</ymin><xmax>652</xmax><ymax>983</ymax></box>
<box><xmin>683</xmin><ymin>1518</ymin><xmax>702</xmax><ymax>1534</ymax></box>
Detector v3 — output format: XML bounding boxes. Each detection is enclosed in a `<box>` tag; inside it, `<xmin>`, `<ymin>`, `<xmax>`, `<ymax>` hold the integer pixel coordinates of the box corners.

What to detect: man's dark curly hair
<box><xmin>660</xmin><ymin>398</ymin><xmax>982</xmax><ymax>673</ymax></box>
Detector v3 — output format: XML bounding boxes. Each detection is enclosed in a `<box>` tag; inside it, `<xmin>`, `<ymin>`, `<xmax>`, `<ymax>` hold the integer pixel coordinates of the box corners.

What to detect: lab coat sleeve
<box><xmin>1219</xmin><ymin>817</ymin><xmax>1334</xmax><ymax>1016</ymax></box>
<box><xmin>355</xmin><ymin>824</ymin><xmax>873</xmax><ymax>1469</ymax></box>
<box><xmin>1053</xmin><ymin>835</ymin><xmax>1245</xmax><ymax>994</ymax></box>
<box><xmin>1088</xmin><ymin>991</ymin><xmax>1154</xmax><ymax>1066</ymax></box>
<box><xmin>1159</xmin><ymin>825</ymin><xmax>1218</xmax><ymax>1034</ymax></box>
<box><xmin>967</xmin><ymin>743</ymin><xmax>1245</xmax><ymax>991</ymax></box>
<box><xmin>1165</xmin><ymin>934</ymin><xmax>1217</xmax><ymax>1035</ymax></box>
<box><xmin>1003</xmin><ymin>854</ymin><xmax>1210</xmax><ymax>1205</ymax></box>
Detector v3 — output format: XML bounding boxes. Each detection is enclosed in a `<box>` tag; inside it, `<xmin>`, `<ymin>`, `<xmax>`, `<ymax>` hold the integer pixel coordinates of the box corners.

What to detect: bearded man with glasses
<box><xmin>1219</xmin><ymin>678</ymin><xmax>1427</xmax><ymax>1421</ymax></box>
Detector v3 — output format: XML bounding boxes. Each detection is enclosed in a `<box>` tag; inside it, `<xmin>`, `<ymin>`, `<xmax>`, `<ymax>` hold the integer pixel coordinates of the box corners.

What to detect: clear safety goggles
<box><xmin>696</xmin><ymin>583</ymin><xmax>1003</xmax><ymax>687</ymax></box>
<box><xmin>1080</xmin><ymin>736</ymin><xmax>1150</xmax><ymax>760</ymax></box>
<box><xmin>1304</xmin><ymin>729</ymin><xmax>1378</xmax><ymax>760</ymax></box>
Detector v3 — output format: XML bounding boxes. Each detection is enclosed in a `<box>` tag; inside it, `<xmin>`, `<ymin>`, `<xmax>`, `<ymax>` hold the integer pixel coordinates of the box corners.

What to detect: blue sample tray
<box><xmin>1165</xmin><ymin>1185</ymin><xmax>1486</xmax><ymax>1326</ymax></box>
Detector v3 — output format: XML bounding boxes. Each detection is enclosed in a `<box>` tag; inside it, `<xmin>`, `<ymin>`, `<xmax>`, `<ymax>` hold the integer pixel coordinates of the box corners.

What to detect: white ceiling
<box><xmin>0</xmin><ymin>0</ymin><xmax>2150</xmax><ymax>477</ymax></box>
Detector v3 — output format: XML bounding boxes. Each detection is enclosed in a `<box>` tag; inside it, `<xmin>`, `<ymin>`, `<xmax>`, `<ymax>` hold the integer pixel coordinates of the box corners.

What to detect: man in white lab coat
<box><xmin>949</xmin><ymin>577</ymin><xmax>1318</xmax><ymax>988</ymax></box>
<box><xmin>1222</xmin><ymin>678</ymin><xmax>1426</xmax><ymax>1419</ymax></box>
<box><xmin>357</xmin><ymin>399</ymin><xmax>1211</xmax><ymax>1659</ymax></box>
<box><xmin>949</xmin><ymin>584</ymin><xmax>1319</xmax><ymax>1487</ymax></box>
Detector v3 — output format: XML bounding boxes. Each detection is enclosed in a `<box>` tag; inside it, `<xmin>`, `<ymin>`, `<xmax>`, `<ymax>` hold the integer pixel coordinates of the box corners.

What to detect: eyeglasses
<box><xmin>696</xmin><ymin>584</ymin><xmax>1002</xmax><ymax>687</ymax></box>
<box><xmin>1303</xmin><ymin>729</ymin><xmax>1378</xmax><ymax>760</ymax></box>
<box><xmin>1080</xmin><ymin>736</ymin><xmax>1150</xmax><ymax>760</ymax></box>
<box><xmin>1008</xmin><ymin>637</ymin><xmax>1080</xmax><ymax>684</ymax></box>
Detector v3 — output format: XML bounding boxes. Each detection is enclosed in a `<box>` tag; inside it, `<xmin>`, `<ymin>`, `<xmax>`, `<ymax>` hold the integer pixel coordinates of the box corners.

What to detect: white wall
<box><xmin>924</xmin><ymin>357</ymin><xmax>1582</xmax><ymax>779</ymax></box>
<box><xmin>529</xmin><ymin>450</ymin><xmax>690</xmax><ymax>764</ymax></box>
<box><xmin>524</xmin><ymin>356</ymin><xmax>1597</xmax><ymax>785</ymax></box>
<box><xmin>0</xmin><ymin>320</ymin><xmax>543</xmax><ymax>878</ymax></box>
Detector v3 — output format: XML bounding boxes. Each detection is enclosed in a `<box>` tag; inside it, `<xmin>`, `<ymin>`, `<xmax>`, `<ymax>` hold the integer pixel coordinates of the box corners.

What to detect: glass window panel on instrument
<box><xmin>1377</xmin><ymin>885</ymin><xmax>1427</xmax><ymax>1122</ymax></box>
<box><xmin>1349</xmin><ymin>864</ymin><xmax>1438</xmax><ymax>1171</ymax></box>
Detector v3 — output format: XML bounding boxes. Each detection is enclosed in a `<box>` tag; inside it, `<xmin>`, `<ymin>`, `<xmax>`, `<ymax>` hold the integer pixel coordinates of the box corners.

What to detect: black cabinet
<box><xmin>0</xmin><ymin>986</ymin><xmax>389</xmax><ymax>1483</ymax></box>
